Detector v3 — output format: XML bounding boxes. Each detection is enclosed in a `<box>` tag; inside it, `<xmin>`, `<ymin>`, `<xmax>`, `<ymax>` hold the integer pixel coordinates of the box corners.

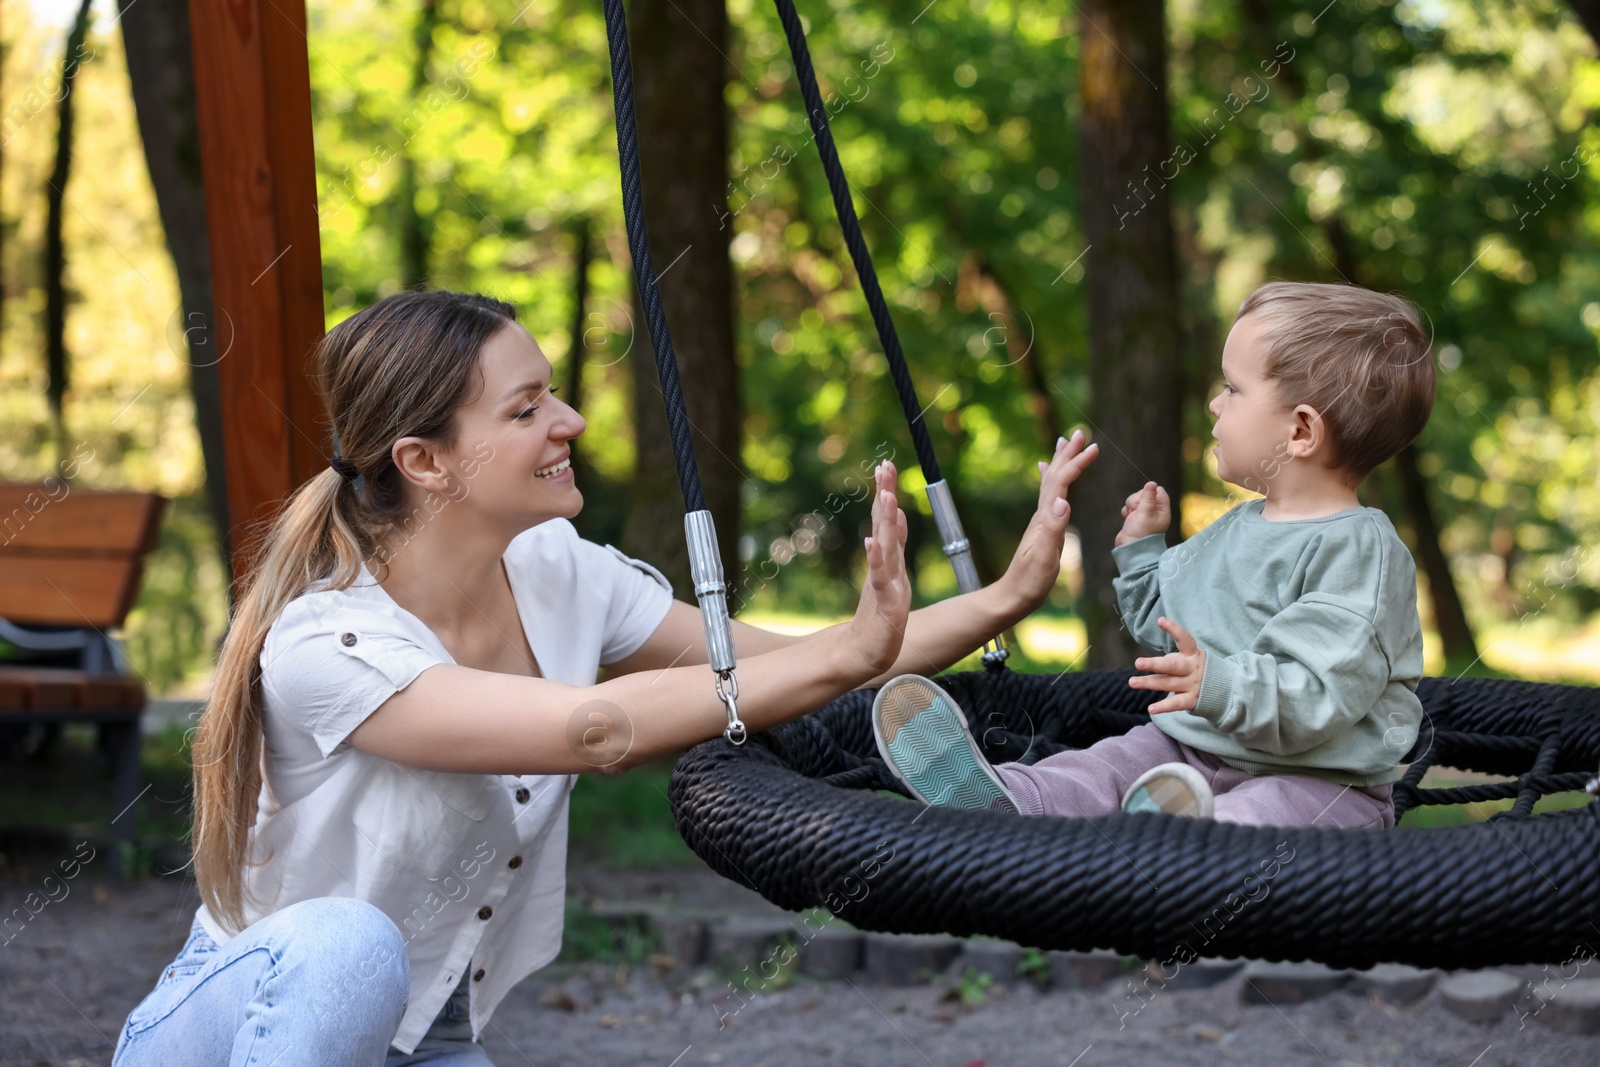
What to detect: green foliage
<box><xmin>951</xmin><ymin>964</ymin><xmax>995</xmax><ymax>1008</ymax></box>
<box><xmin>121</xmin><ymin>496</ymin><xmax>230</xmax><ymax>693</ymax></box>
<box><xmin>1017</xmin><ymin>946</ymin><xmax>1050</xmax><ymax>987</ymax></box>
<box><xmin>5</xmin><ymin>0</ymin><xmax>1600</xmax><ymax>703</ymax></box>
<box><xmin>558</xmin><ymin>904</ymin><xmax>660</xmax><ymax>963</ymax></box>
<box><xmin>566</xmin><ymin>759</ymin><xmax>698</xmax><ymax>868</ymax></box>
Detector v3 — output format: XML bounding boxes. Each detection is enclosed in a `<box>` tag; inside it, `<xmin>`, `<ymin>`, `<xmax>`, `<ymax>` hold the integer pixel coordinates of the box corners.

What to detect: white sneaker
<box><xmin>1121</xmin><ymin>763</ymin><xmax>1214</xmax><ymax>818</ymax></box>
<box><xmin>872</xmin><ymin>674</ymin><xmax>1020</xmax><ymax>813</ymax></box>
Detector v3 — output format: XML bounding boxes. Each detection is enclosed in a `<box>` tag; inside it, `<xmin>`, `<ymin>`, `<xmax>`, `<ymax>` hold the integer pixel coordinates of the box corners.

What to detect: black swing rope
<box><xmin>602</xmin><ymin>0</ymin><xmax>706</xmax><ymax>516</ymax></box>
<box><xmin>604</xmin><ymin>0</ymin><xmax>747</xmax><ymax>743</ymax></box>
<box><xmin>670</xmin><ymin>668</ymin><xmax>1600</xmax><ymax>969</ymax></box>
<box><xmin>773</xmin><ymin>0</ymin><xmax>942</xmax><ymax>485</ymax></box>
<box><xmin>772</xmin><ymin>0</ymin><xmax>1009</xmax><ymax>664</ymax></box>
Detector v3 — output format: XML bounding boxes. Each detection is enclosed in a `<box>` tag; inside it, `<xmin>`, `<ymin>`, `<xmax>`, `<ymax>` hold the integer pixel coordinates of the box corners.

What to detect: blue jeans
<box><xmin>112</xmin><ymin>896</ymin><xmax>494</xmax><ymax>1066</ymax></box>
<box><xmin>386</xmin><ymin>974</ymin><xmax>496</xmax><ymax>1067</ymax></box>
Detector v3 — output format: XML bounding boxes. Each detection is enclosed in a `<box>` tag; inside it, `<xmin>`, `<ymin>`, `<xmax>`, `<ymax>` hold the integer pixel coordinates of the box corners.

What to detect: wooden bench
<box><xmin>0</xmin><ymin>483</ymin><xmax>166</xmax><ymax>877</ymax></box>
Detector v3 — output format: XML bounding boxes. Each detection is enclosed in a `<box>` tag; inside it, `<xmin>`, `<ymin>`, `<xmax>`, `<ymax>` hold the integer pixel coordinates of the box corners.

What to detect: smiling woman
<box><xmin>107</xmin><ymin>288</ymin><xmax>1098</xmax><ymax>1066</ymax></box>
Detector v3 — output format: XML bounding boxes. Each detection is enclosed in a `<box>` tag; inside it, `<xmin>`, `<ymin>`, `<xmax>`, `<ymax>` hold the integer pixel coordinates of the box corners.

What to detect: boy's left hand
<box><xmin>1129</xmin><ymin>617</ymin><xmax>1207</xmax><ymax>714</ymax></box>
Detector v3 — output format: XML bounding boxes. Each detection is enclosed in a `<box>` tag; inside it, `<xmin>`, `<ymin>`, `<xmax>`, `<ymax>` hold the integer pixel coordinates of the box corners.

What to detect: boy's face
<box><xmin>1207</xmin><ymin>314</ymin><xmax>1298</xmax><ymax>494</ymax></box>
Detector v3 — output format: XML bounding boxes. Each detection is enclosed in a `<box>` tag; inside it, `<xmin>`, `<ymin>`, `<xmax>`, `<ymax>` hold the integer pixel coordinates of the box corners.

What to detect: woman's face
<box><xmin>440</xmin><ymin>322</ymin><xmax>587</xmax><ymax>531</ymax></box>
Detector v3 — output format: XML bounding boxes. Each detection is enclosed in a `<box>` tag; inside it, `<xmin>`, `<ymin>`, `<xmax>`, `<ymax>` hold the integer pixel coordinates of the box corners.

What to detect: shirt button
<box><xmin>473</xmin><ymin>968</ymin><xmax>486</xmax><ymax>982</ymax></box>
<box><xmin>477</xmin><ymin>905</ymin><xmax>493</xmax><ymax>920</ymax></box>
<box><xmin>340</xmin><ymin>633</ymin><xmax>357</xmax><ymax>647</ymax></box>
<box><xmin>514</xmin><ymin>787</ymin><xmax>530</xmax><ymax>803</ymax></box>
<box><xmin>508</xmin><ymin>856</ymin><xmax>522</xmax><ymax>869</ymax></box>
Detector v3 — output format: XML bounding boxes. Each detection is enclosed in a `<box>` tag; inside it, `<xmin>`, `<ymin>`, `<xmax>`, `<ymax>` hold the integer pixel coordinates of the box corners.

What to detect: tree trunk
<box><xmin>44</xmin><ymin>0</ymin><xmax>94</xmax><ymax>459</ymax></box>
<box><xmin>1075</xmin><ymin>0</ymin><xmax>1186</xmax><ymax>666</ymax></box>
<box><xmin>120</xmin><ymin>0</ymin><xmax>232</xmax><ymax>565</ymax></box>
<box><xmin>619</xmin><ymin>0</ymin><xmax>740</xmax><ymax>597</ymax></box>
<box><xmin>398</xmin><ymin>0</ymin><xmax>438</xmax><ymax>290</ymax></box>
<box><xmin>1568</xmin><ymin>0</ymin><xmax>1600</xmax><ymax>50</ymax></box>
<box><xmin>1394</xmin><ymin>444</ymin><xmax>1480</xmax><ymax>662</ymax></box>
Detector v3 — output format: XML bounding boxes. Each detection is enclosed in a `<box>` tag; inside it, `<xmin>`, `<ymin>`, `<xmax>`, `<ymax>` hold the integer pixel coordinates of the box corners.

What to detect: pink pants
<box><xmin>993</xmin><ymin>723</ymin><xmax>1395</xmax><ymax>830</ymax></box>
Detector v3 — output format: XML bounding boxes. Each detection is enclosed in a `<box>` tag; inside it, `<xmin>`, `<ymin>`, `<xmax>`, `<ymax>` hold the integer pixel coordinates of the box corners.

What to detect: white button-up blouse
<box><xmin>193</xmin><ymin>518</ymin><xmax>675</xmax><ymax>1054</ymax></box>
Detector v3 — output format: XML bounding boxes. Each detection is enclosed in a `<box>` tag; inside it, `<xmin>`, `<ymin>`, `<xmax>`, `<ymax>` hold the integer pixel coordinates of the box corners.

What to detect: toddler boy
<box><xmin>873</xmin><ymin>281</ymin><xmax>1434</xmax><ymax>828</ymax></box>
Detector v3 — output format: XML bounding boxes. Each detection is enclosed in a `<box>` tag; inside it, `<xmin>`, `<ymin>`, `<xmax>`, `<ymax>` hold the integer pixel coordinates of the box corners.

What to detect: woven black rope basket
<box><xmin>669</xmin><ymin>670</ymin><xmax>1600</xmax><ymax>969</ymax></box>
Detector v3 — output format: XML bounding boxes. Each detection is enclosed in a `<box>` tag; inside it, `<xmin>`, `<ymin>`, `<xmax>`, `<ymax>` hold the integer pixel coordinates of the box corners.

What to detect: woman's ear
<box><xmin>392</xmin><ymin>436</ymin><xmax>454</xmax><ymax>496</ymax></box>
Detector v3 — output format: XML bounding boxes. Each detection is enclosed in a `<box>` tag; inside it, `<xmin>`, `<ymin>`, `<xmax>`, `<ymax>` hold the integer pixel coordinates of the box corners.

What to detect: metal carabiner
<box><xmin>716</xmin><ymin>669</ymin><xmax>747</xmax><ymax>745</ymax></box>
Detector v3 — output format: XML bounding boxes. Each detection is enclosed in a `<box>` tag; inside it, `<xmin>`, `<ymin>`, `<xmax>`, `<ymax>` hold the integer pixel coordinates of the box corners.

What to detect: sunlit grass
<box><xmin>1398</xmin><ymin>777</ymin><xmax>1593</xmax><ymax>828</ymax></box>
<box><xmin>1473</xmin><ymin>617</ymin><xmax>1600</xmax><ymax>686</ymax></box>
<box><xmin>567</xmin><ymin>758</ymin><xmax>696</xmax><ymax>869</ymax></box>
<box><xmin>738</xmin><ymin>608</ymin><xmax>1089</xmax><ymax>674</ymax></box>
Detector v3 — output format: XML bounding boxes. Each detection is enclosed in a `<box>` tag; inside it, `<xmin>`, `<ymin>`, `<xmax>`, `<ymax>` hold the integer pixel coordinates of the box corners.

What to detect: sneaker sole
<box><xmin>873</xmin><ymin>676</ymin><xmax>1015</xmax><ymax>812</ymax></box>
<box><xmin>1122</xmin><ymin>763</ymin><xmax>1214</xmax><ymax>818</ymax></box>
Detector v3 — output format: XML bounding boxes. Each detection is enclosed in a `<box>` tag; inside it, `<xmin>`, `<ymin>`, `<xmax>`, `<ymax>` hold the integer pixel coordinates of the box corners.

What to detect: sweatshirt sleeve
<box><xmin>1111</xmin><ymin>534</ymin><xmax>1176</xmax><ymax>653</ymax></box>
<box><xmin>1191</xmin><ymin>522</ymin><xmax>1397</xmax><ymax>756</ymax></box>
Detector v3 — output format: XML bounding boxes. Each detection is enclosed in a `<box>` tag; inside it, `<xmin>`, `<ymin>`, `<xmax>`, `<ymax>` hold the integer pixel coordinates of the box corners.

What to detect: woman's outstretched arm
<box><xmin>345</xmin><ymin>472</ymin><xmax>912</xmax><ymax>776</ymax></box>
<box><xmin>856</xmin><ymin>430</ymin><xmax>1097</xmax><ymax>685</ymax></box>
<box><xmin>609</xmin><ymin>432</ymin><xmax>1099</xmax><ymax>688</ymax></box>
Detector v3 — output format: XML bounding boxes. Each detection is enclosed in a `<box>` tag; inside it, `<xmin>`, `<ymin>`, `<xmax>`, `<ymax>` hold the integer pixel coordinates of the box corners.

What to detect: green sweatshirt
<box><xmin>1111</xmin><ymin>499</ymin><xmax>1424</xmax><ymax>786</ymax></box>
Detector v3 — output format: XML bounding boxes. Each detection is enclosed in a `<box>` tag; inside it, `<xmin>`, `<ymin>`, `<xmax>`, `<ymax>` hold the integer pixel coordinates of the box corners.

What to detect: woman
<box><xmin>111</xmin><ymin>290</ymin><xmax>1098</xmax><ymax>1065</ymax></box>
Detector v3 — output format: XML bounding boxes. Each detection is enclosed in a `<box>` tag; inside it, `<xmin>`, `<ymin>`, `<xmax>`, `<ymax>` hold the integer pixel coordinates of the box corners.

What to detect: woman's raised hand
<box><xmin>841</xmin><ymin>460</ymin><xmax>912</xmax><ymax>679</ymax></box>
<box><xmin>995</xmin><ymin>429</ymin><xmax>1099</xmax><ymax>614</ymax></box>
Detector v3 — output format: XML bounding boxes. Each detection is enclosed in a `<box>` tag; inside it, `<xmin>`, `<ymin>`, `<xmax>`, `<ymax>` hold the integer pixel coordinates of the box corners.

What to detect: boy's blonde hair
<box><xmin>1238</xmin><ymin>281</ymin><xmax>1434</xmax><ymax>480</ymax></box>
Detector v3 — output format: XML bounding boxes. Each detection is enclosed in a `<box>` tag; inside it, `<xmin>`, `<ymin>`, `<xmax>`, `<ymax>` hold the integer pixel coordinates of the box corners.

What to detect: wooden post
<box><xmin>187</xmin><ymin>0</ymin><xmax>326</xmax><ymax>579</ymax></box>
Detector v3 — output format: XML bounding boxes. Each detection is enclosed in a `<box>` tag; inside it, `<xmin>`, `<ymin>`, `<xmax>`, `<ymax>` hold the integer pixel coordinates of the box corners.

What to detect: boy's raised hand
<box><xmin>1128</xmin><ymin>617</ymin><xmax>1207</xmax><ymax>714</ymax></box>
<box><xmin>1115</xmin><ymin>482</ymin><xmax>1172</xmax><ymax>547</ymax></box>
<box><xmin>996</xmin><ymin>429</ymin><xmax>1099</xmax><ymax>614</ymax></box>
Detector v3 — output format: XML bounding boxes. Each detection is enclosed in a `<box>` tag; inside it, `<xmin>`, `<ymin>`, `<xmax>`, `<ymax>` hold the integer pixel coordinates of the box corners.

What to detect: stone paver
<box><xmin>707</xmin><ymin>917</ymin><xmax>795</xmax><ymax>972</ymax></box>
<box><xmin>1240</xmin><ymin>961</ymin><xmax>1351</xmax><ymax>1005</ymax></box>
<box><xmin>1047</xmin><ymin>949</ymin><xmax>1127</xmax><ymax>990</ymax></box>
<box><xmin>1353</xmin><ymin>963</ymin><xmax>1439</xmax><ymax>1006</ymax></box>
<box><xmin>1147</xmin><ymin>956</ymin><xmax>1244</xmax><ymax>992</ymax></box>
<box><xmin>861</xmin><ymin>932</ymin><xmax>963</xmax><ymax>986</ymax></box>
<box><xmin>652</xmin><ymin>914</ymin><xmax>710</xmax><ymax>969</ymax></box>
<box><xmin>1438</xmin><ymin>970</ymin><xmax>1523</xmax><ymax>1024</ymax></box>
<box><xmin>952</xmin><ymin>939</ymin><xmax>1022</xmax><ymax>984</ymax></box>
<box><xmin>1534</xmin><ymin>978</ymin><xmax>1600</xmax><ymax>1034</ymax></box>
<box><xmin>795</xmin><ymin>924</ymin><xmax>862</xmax><ymax>980</ymax></box>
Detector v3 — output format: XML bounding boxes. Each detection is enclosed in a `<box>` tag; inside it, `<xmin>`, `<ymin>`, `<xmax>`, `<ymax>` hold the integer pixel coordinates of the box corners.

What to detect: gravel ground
<box><xmin>3</xmin><ymin>864</ymin><xmax>1598</xmax><ymax>1067</ymax></box>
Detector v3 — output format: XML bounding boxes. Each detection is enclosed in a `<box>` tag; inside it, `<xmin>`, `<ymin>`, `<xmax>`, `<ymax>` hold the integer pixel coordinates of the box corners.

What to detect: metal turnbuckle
<box><xmin>981</xmin><ymin>640</ymin><xmax>1011</xmax><ymax>670</ymax></box>
<box><xmin>716</xmin><ymin>669</ymin><xmax>746</xmax><ymax>745</ymax></box>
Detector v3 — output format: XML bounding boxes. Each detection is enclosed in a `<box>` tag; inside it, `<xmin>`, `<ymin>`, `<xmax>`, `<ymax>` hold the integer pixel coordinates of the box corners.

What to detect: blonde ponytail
<box><xmin>190</xmin><ymin>291</ymin><xmax>518</xmax><ymax>934</ymax></box>
<box><xmin>193</xmin><ymin>469</ymin><xmax>367</xmax><ymax>932</ymax></box>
